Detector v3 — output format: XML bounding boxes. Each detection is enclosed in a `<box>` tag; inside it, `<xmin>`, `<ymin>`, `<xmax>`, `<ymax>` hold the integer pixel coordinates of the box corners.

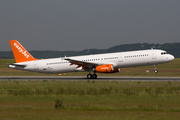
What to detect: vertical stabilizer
<box><xmin>9</xmin><ymin>40</ymin><xmax>38</xmax><ymax>63</ymax></box>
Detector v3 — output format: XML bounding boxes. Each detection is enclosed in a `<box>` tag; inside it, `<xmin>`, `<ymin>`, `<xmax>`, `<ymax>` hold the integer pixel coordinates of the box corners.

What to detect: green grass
<box><xmin>0</xmin><ymin>59</ymin><xmax>180</xmax><ymax>119</ymax></box>
<box><xmin>0</xmin><ymin>59</ymin><xmax>180</xmax><ymax>76</ymax></box>
<box><xmin>0</xmin><ymin>80</ymin><xmax>180</xmax><ymax>119</ymax></box>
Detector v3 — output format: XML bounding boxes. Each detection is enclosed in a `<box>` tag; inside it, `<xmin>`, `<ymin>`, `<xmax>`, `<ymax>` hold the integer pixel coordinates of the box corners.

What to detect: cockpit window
<box><xmin>161</xmin><ymin>52</ymin><xmax>166</xmax><ymax>55</ymax></box>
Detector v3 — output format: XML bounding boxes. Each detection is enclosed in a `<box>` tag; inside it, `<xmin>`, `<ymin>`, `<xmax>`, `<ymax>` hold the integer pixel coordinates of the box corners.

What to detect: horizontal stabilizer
<box><xmin>8</xmin><ymin>64</ymin><xmax>26</xmax><ymax>69</ymax></box>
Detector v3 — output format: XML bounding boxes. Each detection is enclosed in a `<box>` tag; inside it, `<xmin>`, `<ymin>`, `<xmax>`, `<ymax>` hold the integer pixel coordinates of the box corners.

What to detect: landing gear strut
<box><xmin>87</xmin><ymin>71</ymin><xmax>97</xmax><ymax>79</ymax></box>
<box><xmin>154</xmin><ymin>65</ymin><xmax>158</xmax><ymax>73</ymax></box>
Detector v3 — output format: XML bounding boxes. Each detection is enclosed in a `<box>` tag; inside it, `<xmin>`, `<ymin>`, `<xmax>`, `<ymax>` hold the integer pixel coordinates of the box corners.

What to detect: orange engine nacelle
<box><xmin>94</xmin><ymin>64</ymin><xmax>120</xmax><ymax>73</ymax></box>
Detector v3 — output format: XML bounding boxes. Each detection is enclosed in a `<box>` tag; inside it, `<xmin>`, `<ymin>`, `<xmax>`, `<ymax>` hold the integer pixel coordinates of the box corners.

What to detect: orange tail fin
<box><xmin>9</xmin><ymin>40</ymin><xmax>38</xmax><ymax>63</ymax></box>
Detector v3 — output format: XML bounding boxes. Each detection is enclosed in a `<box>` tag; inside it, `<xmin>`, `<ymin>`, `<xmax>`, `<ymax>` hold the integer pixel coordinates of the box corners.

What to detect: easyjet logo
<box><xmin>14</xmin><ymin>43</ymin><xmax>29</xmax><ymax>59</ymax></box>
<box><xmin>101</xmin><ymin>67</ymin><xmax>109</xmax><ymax>70</ymax></box>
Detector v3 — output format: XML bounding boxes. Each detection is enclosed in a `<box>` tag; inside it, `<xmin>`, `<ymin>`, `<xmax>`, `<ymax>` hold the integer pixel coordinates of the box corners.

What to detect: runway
<box><xmin>0</xmin><ymin>76</ymin><xmax>180</xmax><ymax>81</ymax></box>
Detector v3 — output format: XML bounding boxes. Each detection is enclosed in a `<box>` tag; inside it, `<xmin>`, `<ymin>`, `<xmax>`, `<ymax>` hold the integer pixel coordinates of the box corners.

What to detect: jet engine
<box><xmin>93</xmin><ymin>64</ymin><xmax>120</xmax><ymax>73</ymax></box>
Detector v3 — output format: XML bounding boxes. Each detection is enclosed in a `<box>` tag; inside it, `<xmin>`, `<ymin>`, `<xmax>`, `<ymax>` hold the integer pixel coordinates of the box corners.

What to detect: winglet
<box><xmin>9</xmin><ymin>40</ymin><xmax>38</xmax><ymax>63</ymax></box>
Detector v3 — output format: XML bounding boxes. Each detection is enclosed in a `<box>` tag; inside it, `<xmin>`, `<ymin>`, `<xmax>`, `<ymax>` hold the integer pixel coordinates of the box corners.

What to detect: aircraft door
<box><xmin>118</xmin><ymin>54</ymin><xmax>123</xmax><ymax>62</ymax></box>
<box><xmin>34</xmin><ymin>61</ymin><xmax>38</xmax><ymax>71</ymax></box>
<box><xmin>152</xmin><ymin>50</ymin><xmax>156</xmax><ymax>59</ymax></box>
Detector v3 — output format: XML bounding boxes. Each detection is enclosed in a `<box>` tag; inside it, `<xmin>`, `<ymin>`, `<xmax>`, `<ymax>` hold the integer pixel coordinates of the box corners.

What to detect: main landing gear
<box><xmin>154</xmin><ymin>65</ymin><xmax>158</xmax><ymax>73</ymax></box>
<box><xmin>87</xmin><ymin>72</ymin><xmax>97</xmax><ymax>79</ymax></box>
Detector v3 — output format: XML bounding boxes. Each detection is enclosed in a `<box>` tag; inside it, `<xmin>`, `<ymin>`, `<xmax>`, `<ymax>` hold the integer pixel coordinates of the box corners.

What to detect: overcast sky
<box><xmin>0</xmin><ymin>0</ymin><xmax>180</xmax><ymax>51</ymax></box>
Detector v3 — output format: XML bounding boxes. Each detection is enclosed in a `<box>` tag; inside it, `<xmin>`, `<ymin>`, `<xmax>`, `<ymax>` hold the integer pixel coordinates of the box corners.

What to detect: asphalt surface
<box><xmin>0</xmin><ymin>76</ymin><xmax>180</xmax><ymax>81</ymax></box>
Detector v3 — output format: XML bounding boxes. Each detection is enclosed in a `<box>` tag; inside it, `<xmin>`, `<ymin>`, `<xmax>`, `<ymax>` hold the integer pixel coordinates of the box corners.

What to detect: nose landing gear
<box><xmin>154</xmin><ymin>65</ymin><xmax>158</xmax><ymax>73</ymax></box>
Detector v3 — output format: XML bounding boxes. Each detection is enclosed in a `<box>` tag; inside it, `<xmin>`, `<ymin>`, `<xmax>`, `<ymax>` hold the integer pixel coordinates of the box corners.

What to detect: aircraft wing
<box><xmin>64</xmin><ymin>58</ymin><xmax>99</xmax><ymax>70</ymax></box>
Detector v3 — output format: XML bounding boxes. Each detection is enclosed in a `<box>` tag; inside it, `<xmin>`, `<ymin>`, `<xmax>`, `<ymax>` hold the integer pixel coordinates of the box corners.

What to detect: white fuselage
<box><xmin>12</xmin><ymin>49</ymin><xmax>174</xmax><ymax>73</ymax></box>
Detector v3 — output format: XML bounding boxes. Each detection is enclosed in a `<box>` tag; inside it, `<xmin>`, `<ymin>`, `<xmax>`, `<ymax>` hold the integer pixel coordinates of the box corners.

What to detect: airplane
<box><xmin>9</xmin><ymin>40</ymin><xmax>174</xmax><ymax>79</ymax></box>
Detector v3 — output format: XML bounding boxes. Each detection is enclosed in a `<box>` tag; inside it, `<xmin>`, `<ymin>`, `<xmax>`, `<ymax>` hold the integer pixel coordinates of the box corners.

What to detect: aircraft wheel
<box><xmin>87</xmin><ymin>74</ymin><xmax>92</xmax><ymax>79</ymax></box>
<box><xmin>92</xmin><ymin>74</ymin><xmax>97</xmax><ymax>79</ymax></box>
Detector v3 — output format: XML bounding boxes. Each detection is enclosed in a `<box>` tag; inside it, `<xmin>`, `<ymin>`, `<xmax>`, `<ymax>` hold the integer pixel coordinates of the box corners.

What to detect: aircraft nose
<box><xmin>168</xmin><ymin>54</ymin><xmax>174</xmax><ymax>61</ymax></box>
